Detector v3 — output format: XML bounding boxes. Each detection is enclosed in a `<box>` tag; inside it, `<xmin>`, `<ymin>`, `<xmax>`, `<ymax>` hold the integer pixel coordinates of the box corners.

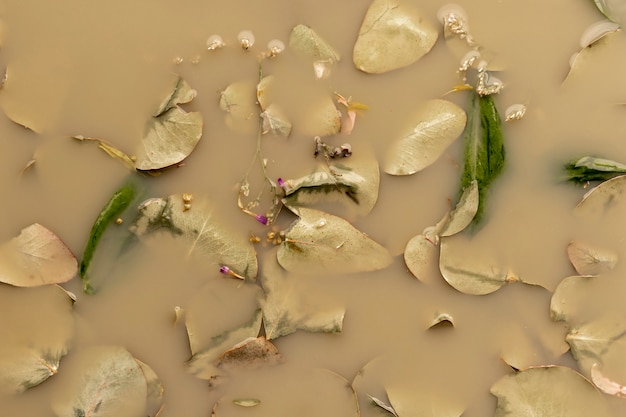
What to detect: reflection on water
<box><xmin>1</xmin><ymin>0</ymin><xmax>626</xmax><ymax>415</ymax></box>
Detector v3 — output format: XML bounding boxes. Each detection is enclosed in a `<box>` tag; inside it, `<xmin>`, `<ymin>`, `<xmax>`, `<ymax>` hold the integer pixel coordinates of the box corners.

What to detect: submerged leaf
<box><xmin>277</xmin><ymin>207</ymin><xmax>392</xmax><ymax>274</ymax></box>
<box><xmin>136</xmin><ymin>359</ymin><xmax>164</xmax><ymax>417</ymax></box>
<box><xmin>220</xmin><ymin>81</ymin><xmax>258</xmax><ymax>134</ymax></box>
<box><xmin>458</xmin><ymin>91</ymin><xmax>505</xmax><ymax>227</ymax></box>
<box><xmin>491</xmin><ymin>366</ymin><xmax>612</xmax><ymax>417</ymax></box>
<box><xmin>260</xmin><ymin>253</ymin><xmax>345</xmax><ymax>340</ymax></box>
<box><xmin>130</xmin><ymin>194</ymin><xmax>258</xmax><ymax>279</ymax></box>
<box><xmin>567</xmin><ymin>240</ymin><xmax>617</xmax><ymax>276</ymax></box>
<box><xmin>261</xmin><ymin>104</ymin><xmax>292</xmax><ymax>137</ymax></box>
<box><xmin>562</xmin><ymin>156</ymin><xmax>626</xmax><ymax>184</ymax></box>
<box><xmin>52</xmin><ymin>346</ymin><xmax>148</xmax><ymax>417</ymax></box>
<box><xmin>80</xmin><ymin>180</ymin><xmax>136</xmax><ymax>294</ymax></box>
<box><xmin>0</xmin><ymin>285</ymin><xmax>74</xmax><ymax>394</ymax></box>
<box><xmin>301</xmin><ymin>94</ymin><xmax>341</xmax><ymax>137</ymax></box>
<box><xmin>289</xmin><ymin>24</ymin><xmax>340</xmax><ymax>79</ymax></box>
<box><xmin>282</xmin><ymin>153</ymin><xmax>380</xmax><ymax>218</ymax></box>
<box><xmin>591</xmin><ymin>362</ymin><xmax>626</xmax><ymax>398</ymax></box>
<box><xmin>73</xmin><ymin>136</ymin><xmax>135</xmax><ymax>169</ymax></box>
<box><xmin>574</xmin><ymin>174</ymin><xmax>626</xmax><ymax>217</ymax></box>
<box><xmin>440</xmin><ymin>180</ymin><xmax>479</xmax><ymax>237</ymax></box>
<box><xmin>214</xmin><ymin>336</ymin><xmax>282</xmax><ymax>371</ymax></box>
<box><xmin>0</xmin><ymin>223</ymin><xmax>77</xmax><ymax>287</ymax></box>
<box><xmin>384</xmin><ymin>99</ymin><xmax>467</xmax><ymax>176</ymax></box>
<box><xmin>353</xmin><ymin>0</ymin><xmax>438</xmax><ymax>73</ymax></box>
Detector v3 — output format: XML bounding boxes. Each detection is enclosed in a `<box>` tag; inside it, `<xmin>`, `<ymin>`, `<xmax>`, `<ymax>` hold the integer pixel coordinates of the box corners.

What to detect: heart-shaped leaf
<box><xmin>353</xmin><ymin>0</ymin><xmax>438</xmax><ymax>73</ymax></box>
<box><xmin>384</xmin><ymin>99</ymin><xmax>467</xmax><ymax>176</ymax></box>
<box><xmin>0</xmin><ymin>285</ymin><xmax>74</xmax><ymax>394</ymax></box>
<box><xmin>130</xmin><ymin>194</ymin><xmax>258</xmax><ymax>279</ymax></box>
<box><xmin>277</xmin><ymin>207</ymin><xmax>392</xmax><ymax>274</ymax></box>
<box><xmin>0</xmin><ymin>223</ymin><xmax>77</xmax><ymax>287</ymax></box>
<box><xmin>491</xmin><ymin>366</ymin><xmax>612</xmax><ymax>417</ymax></box>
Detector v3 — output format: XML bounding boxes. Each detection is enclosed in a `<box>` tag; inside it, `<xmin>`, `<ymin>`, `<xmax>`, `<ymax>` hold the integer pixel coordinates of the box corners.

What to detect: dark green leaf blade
<box><xmin>563</xmin><ymin>156</ymin><xmax>626</xmax><ymax>184</ymax></box>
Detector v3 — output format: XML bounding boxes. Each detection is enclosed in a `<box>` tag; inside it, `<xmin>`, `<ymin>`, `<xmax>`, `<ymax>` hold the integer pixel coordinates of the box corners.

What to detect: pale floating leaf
<box><xmin>260</xmin><ymin>253</ymin><xmax>345</xmax><ymax>340</ymax></box>
<box><xmin>213</xmin><ymin>367</ymin><xmax>359</xmax><ymax>417</ymax></box>
<box><xmin>289</xmin><ymin>24</ymin><xmax>340</xmax><ymax>79</ymax></box>
<box><xmin>130</xmin><ymin>194</ymin><xmax>258</xmax><ymax>279</ymax></box>
<box><xmin>403</xmin><ymin>215</ymin><xmax>448</xmax><ymax>282</ymax></box>
<box><xmin>136</xmin><ymin>359</ymin><xmax>164</xmax><ymax>417</ymax></box>
<box><xmin>0</xmin><ymin>223</ymin><xmax>78</xmax><ymax>287</ymax></box>
<box><xmin>384</xmin><ymin>99</ymin><xmax>467</xmax><ymax>176</ymax></box>
<box><xmin>134</xmin><ymin>107</ymin><xmax>203</xmax><ymax>171</ymax></box>
<box><xmin>233</xmin><ymin>398</ymin><xmax>261</xmax><ymax>407</ymax></box>
<box><xmin>566</xmin><ymin>319</ymin><xmax>626</xmax><ymax>379</ymax></box>
<box><xmin>591</xmin><ymin>362</ymin><xmax>626</xmax><ymax>398</ymax></box>
<box><xmin>261</xmin><ymin>104</ymin><xmax>292</xmax><ymax>137</ymax></box>
<box><xmin>567</xmin><ymin>240</ymin><xmax>617</xmax><ymax>276</ymax></box>
<box><xmin>440</xmin><ymin>180</ymin><xmax>479</xmax><ymax>237</ymax></box>
<box><xmin>52</xmin><ymin>346</ymin><xmax>148</xmax><ymax>417</ymax></box>
<box><xmin>580</xmin><ymin>20</ymin><xmax>620</xmax><ymax>49</ymax></box>
<box><xmin>73</xmin><ymin>136</ymin><xmax>135</xmax><ymax>169</ymax></box>
<box><xmin>428</xmin><ymin>313</ymin><xmax>455</xmax><ymax>329</ymax></box>
<box><xmin>439</xmin><ymin>234</ymin><xmax>513</xmax><ymax>295</ymax></box>
<box><xmin>490</xmin><ymin>366</ymin><xmax>612</xmax><ymax>417</ymax></box>
<box><xmin>154</xmin><ymin>75</ymin><xmax>197</xmax><ymax>116</ymax></box>
<box><xmin>565</xmin><ymin>28</ymin><xmax>620</xmax><ymax>83</ymax></box>
<box><xmin>550</xmin><ymin>275</ymin><xmax>596</xmax><ymax>322</ymax></box>
<box><xmin>282</xmin><ymin>153</ymin><xmax>380</xmax><ymax>219</ymax></box>
<box><xmin>219</xmin><ymin>81</ymin><xmax>258</xmax><ymax>134</ymax></box>
<box><xmin>574</xmin><ymin>174</ymin><xmax>626</xmax><ymax>218</ymax></box>
<box><xmin>353</xmin><ymin>0</ymin><xmax>438</xmax><ymax>74</ymax></box>
<box><xmin>187</xmin><ymin>310</ymin><xmax>263</xmax><ymax>380</ymax></box>
<box><xmin>369</xmin><ymin>394</ymin><xmax>398</xmax><ymax>417</ymax></box>
<box><xmin>301</xmin><ymin>94</ymin><xmax>341</xmax><ymax>137</ymax></box>
<box><xmin>593</xmin><ymin>0</ymin><xmax>626</xmax><ymax>23</ymax></box>
<box><xmin>214</xmin><ymin>336</ymin><xmax>282</xmax><ymax>371</ymax></box>
<box><xmin>0</xmin><ymin>285</ymin><xmax>74</xmax><ymax>394</ymax></box>
<box><xmin>277</xmin><ymin>207</ymin><xmax>392</xmax><ymax>274</ymax></box>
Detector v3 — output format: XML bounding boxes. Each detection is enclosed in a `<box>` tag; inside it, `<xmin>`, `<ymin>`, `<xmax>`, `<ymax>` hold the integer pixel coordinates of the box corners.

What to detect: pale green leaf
<box><xmin>353</xmin><ymin>0</ymin><xmax>438</xmax><ymax>74</ymax></box>
<box><xmin>282</xmin><ymin>153</ymin><xmax>380</xmax><ymax>219</ymax></box>
<box><xmin>491</xmin><ymin>366</ymin><xmax>612</xmax><ymax>417</ymax></box>
<box><xmin>52</xmin><ymin>346</ymin><xmax>147</xmax><ymax>417</ymax></box>
<box><xmin>130</xmin><ymin>194</ymin><xmax>258</xmax><ymax>279</ymax></box>
<box><xmin>0</xmin><ymin>285</ymin><xmax>74</xmax><ymax>394</ymax></box>
<box><xmin>384</xmin><ymin>99</ymin><xmax>467</xmax><ymax>176</ymax></box>
<box><xmin>260</xmin><ymin>253</ymin><xmax>345</xmax><ymax>340</ymax></box>
<box><xmin>289</xmin><ymin>24</ymin><xmax>340</xmax><ymax>78</ymax></box>
<box><xmin>403</xmin><ymin>215</ymin><xmax>447</xmax><ymax>282</ymax></box>
<box><xmin>277</xmin><ymin>207</ymin><xmax>392</xmax><ymax>274</ymax></box>
<box><xmin>567</xmin><ymin>240</ymin><xmax>617</xmax><ymax>276</ymax></box>
<box><xmin>0</xmin><ymin>223</ymin><xmax>78</xmax><ymax>287</ymax></box>
<box><xmin>154</xmin><ymin>75</ymin><xmax>197</xmax><ymax>116</ymax></box>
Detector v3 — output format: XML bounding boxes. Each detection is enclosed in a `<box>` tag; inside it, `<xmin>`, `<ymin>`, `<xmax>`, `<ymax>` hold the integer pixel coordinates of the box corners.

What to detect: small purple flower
<box><xmin>219</xmin><ymin>265</ymin><xmax>230</xmax><ymax>274</ymax></box>
<box><xmin>277</xmin><ymin>177</ymin><xmax>285</xmax><ymax>187</ymax></box>
<box><xmin>255</xmin><ymin>214</ymin><xmax>269</xmax><ymax>225</ymax></box>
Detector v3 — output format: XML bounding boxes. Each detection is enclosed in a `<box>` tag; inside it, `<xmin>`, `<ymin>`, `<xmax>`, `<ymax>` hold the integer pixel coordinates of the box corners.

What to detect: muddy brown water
<box><xmin>1</xmin><ymin>0</ymin><xmax>626</xmax><ymax>415</ymax></box>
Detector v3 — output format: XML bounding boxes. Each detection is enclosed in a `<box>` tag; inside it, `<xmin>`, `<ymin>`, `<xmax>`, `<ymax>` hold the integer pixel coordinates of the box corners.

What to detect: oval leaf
<box><xmin>384</xmin><ymin>99</ymin><xmax>467</xmax><ymax>176</ymax></box>
<box><xmin>491</xmin><ymin>366</ymin><xmax>612</xmax><ymax>417</ymax></box>
<box><xmin>130</xmin><ymin>194</ymin><xmax>258</xmax><ymax>279</ymax></box>
<box><xmin>353</xmin><ymin>0</ymin><xmax>438</xmax><ymax>73</ymax></box>
<box><xmin>574</xmin><ymin>174</ymin><xmax>626</xmax><ymax>218</ymax></box>
<box><xmin>567</xmin><ymin>240</ymin><xmax>617</xmax><ymax>276</ymax></box>
<box><xmin>0</xmin><ymin>285</ymin><xmax>74</xmax><ymax>393</ymax></box>
<box><xmin>0</xmin><ymin>223</ymin><xmax>77</xmax><ymax>287</ymax></box>
<box><xmin>404</xmin><ymin>225</ymin><xmax>441</xmax><ymax>282</ymax></box>
<box><xmin>52</xmin><ymin>346</ymin><xmax>148</xmax><ymax>417</ymax></box>
<box><xmin>277</xmin><ymin>207</ymin><xmax>392</xmax><ymax>274</ymax></box>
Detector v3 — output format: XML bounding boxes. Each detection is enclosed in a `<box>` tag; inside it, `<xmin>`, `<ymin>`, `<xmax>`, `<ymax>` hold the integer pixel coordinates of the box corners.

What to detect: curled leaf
<box><xmin>0</xmin><ymin>223</ymin><xmax>78</xmax><ymax>287</ymax></box>
<box><xmin>353</xmin><ymin>0</ymin><xmax>438</xmax><ymax>73</ymax></box>
<box><xmin>384</xmin><ymin>99</ymin><xmax>467</xmax><ymax>176</ymax></box>
<box><xmin>277</xmin><ymin>207</ymin><xmax>392</xmax><ymax>274</ymax></box>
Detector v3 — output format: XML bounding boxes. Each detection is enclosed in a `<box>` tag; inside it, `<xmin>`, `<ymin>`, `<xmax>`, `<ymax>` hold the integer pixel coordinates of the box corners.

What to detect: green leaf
<box><xmin>0</xmin><ymin>223</ymin><xmax>78</xmax><ymax>287</ymax></box>
<box><xmin>491</xmin><ymin>366</ymin><xmax>612</xmax><ymax>417</ymax></box>
<box><xmin>130</xmin><ymin>194</ymin><xmax>258</xmax><ymax>279</ymax></box>
<box><xmin>282</xmin><ymin>153</ymin><xmax>380</xmax><ymax>219</ymax></box>
<box><xmin>353</xmin><ymin>0</ymin><xmax>438</xmax><ymax>74</ymax></box>
<box><xmin>80</xmin><ymin>180</ymin><xmax>136</xmax><ymax>294</ymax></box>
<box><xmin>0</xmin><ymin>285</ymin><xmax>74</xmax><ymax>394</ymax></box>
<box><xmin>563</xmin><ymin>156</ymin><xmax>626</xmax><ymax>184</ymax></box>
<box><xmin>52</xmin><ymin>346</ymin><xmax>148</xmax><ymax>417</ymax></box>
<box><xmin>259</xmin><ymin>253</ymin><xmax>345</xmax><ymax>340</ymax></box>
<box><xmin>384</xmin><ymin>99</ymin><xmax>467</xmax><ymax>176</ymax></box>
<box><xmin>458</xmin><ymin>92</ymin><xmax>505</xmax><ymax>227</ymax></box>
<box><xmin>277</xmin><ymin>207</ymin><xmax>392</xmax><ymax>274</ymax></box>
<box><xmin>289</xmin><ymin>24</ymin><xmax>340</xmax><ymax>79</ymax></box>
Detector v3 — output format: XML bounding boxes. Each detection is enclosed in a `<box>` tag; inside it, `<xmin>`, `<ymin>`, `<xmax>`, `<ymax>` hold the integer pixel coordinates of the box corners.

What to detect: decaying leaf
<box><xmin>130</xmin><ymin>194</ymin><xmax>258</xmax><ymax>279</ymax></box>
<box><xmin>403</xmin><ymin>214</ymin><xmax>448</xmax><ymax>282</ymax></box>
<box><xmin>353</xmin><ymin>0</ymin><xmax>438</xmax><ymax>74</ymax></box>
<box><xmin>428</xmin><ymin>313</ymin><xmax>455</xmax><ymax>329</ymax></box>
<box><xmin>490</xmin><ymin>366</ymin><xmax>612</xmax><ymax>417</ymax></box>
<box><xmin>136</xmin><ymin>359</ymin><xmax>165</xmax><ymax>417</ymax></box>
<box><xmin>369</xmin><ymin>394</ymin><xmax>398</xmax><ymax>417</ymax></box>
<box><xmin>0</xmin><ymin>285</ymin><xmax>74</xmax><ymax>394</ymax></box>
<box><xmin>260</xmin><ymin>253</ymin><xmax>345</xmax><ymax>340</ymax></box>
<box><xmin>212</xmin><ymin>367</ymin><xmax>359</xmax><ymax>417</ymax></box>
<box><xmin>289</xmin><ymin>24</ymin><xmax>340</xmax><ymax>79</ymax></box>
<box><xmin>214</xmin><ymin>336</ymin><xmax>282</xmax><ymax>371</ymax></box>
<box><xmin>52</xmin><ymin>346</ymin><xmax>149</xmax><ymax>417</ymax></box>
<box><xmin>439</xmin><ymin>234</ymin><xmax>513</xmax><ymax>295</ymax></box>
<box><xmin>591</xmin><ymin>362</ymin><xmax>626</xmax><ymax>398</ymax></box>
<box><xmin>0</xmin><ymin>223</ymin><xmax>78</xmax><ymax>287</ymax></box>
<box><xmin>281</xmin><ymin>153</ymin><xmax>380</xmax><ymax>219</ymax></box>
<box><xmin>219</xmin><ymin>81</ymin><xmax>258</xmax><ymax>134</ymax></box>
<box><xmin>563</xmin><ymin>156</ymin><xmax>626</xmax><ymax>184</ymax></box>
<box><xmin>277</xmin><ymin>207</ymin><xmax>392</xmax><ymax>274</ymax></box>
<box><xmin>574</xmin><ymin>173</ymin><xmax>626</xmax><ymax>218</ymax></box>
<box><xmin>73</xmin><ymin>136</ymin><xmax>136</xmax><ymax>169</ymax></box>
<box><xmin>384</xmin><ymin>99</ymin><xmax>467</xmax><ymax>176</ymax></box>
<box><xmin>154</xmin><ymin>75</ymin><xmax>197</xmax><ymax>116</ymax></box>
<box><xmin>261</xmin><ymin>104</ymin><xmax>292</xmax><ymax>137</ymax></box>
<box><xmin>567</xmin><ymin>240</ymin><xmax>617</xmax><ymax>276</ymax></box>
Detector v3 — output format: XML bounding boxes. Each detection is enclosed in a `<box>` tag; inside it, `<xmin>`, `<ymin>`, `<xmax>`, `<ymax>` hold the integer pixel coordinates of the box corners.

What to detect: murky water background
<box><xmin>1</xmin><ymin>0</ymin><xmax>626</xmax><ymax>415</ymax></box>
